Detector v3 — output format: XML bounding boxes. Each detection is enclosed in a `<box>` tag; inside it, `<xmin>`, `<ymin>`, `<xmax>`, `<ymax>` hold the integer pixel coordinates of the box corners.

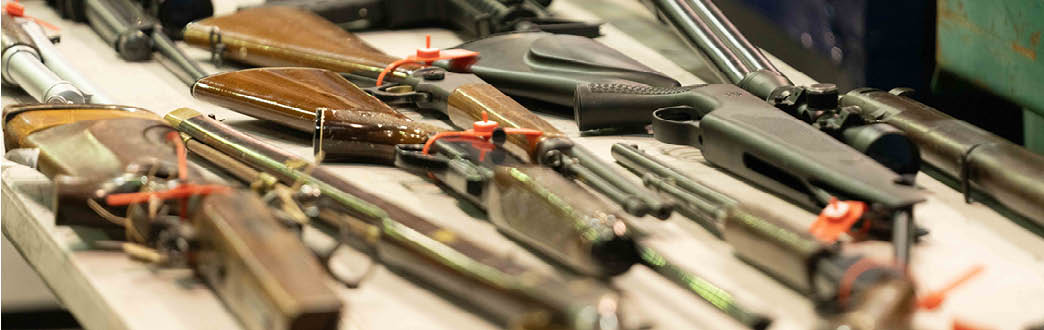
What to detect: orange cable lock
<box><xmin>375</xmin><ymin>34</ymin><xmax>479</xmax><ymax>86</ymax></box>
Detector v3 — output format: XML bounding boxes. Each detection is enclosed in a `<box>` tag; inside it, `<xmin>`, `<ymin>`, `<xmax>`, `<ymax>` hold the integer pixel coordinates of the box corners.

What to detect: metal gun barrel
<box><xmin>81</xmin><ymin>0</ymin><xmax>207</xmax><ymax>86</ymax></box>
<box><xmin>166</xmin><ymin>107</ymin><xmax>625</xmax><ymax>330</ymax></box>
<box><xmin>646</xmin><ymin>0</ymin><xmax>778</xmax><ymax>85</ymax></box>
<box><xmin>2</xmin><ymin>44</ymin><xmax>85</xmax><ymax>104</ymax></box>
<box><xmin>16</xmin><ymin>18</ymin><xmax>112</xmax><ymax>103</ymax></box>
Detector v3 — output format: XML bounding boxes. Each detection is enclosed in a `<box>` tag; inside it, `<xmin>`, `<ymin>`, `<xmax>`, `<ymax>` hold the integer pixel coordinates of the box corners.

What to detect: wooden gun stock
<box><xmin>193</xmin><ymin>67</ymin><xmax>442</xmax><ymax>163</ymax></box>
<box><xmin>1</xmin><ymin>104</ymin><xmax>342</xmax><ymax>330</ymax></box>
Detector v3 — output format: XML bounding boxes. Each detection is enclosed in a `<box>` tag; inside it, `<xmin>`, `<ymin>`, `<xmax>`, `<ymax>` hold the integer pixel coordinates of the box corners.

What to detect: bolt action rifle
<box><xmin>182</xmin><ymin>6</ymin><xmax>672</xmax><ymax>219</ymax></box>
<box><xmin>2</xmin><ymin>104</ymin><xmax>342</xmax><ymax>330</ymax></box>
<box><xmin>642</xmin><ymin>0</ymin><xmax>1044</xmax><ymax>230</ymax></box>
<box><xmin>252</xmin><ymin>0</ymin><xmax>602</xmax><ymax>39</ymax></box>
<box><xmin>165</xmin><ymin>107</ymin><xmax>627</xmax><ymax>330</ymax></box>
<box><xmin>190</xmin><ymin>66</ymin><xmax>770</xmax><ymax>328</ymax></box>
<box><xmin>47</xmin><ymin>0</ymin><xmax>209</xmax><ymax>86</ymax></box>
<box><xmin>2</xmin><ymin>12</ymin><xmax>111</xmax><ymax>104</ymax></box>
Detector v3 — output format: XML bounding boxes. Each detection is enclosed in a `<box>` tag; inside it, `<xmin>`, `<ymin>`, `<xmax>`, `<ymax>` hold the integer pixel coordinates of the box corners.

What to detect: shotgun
<box><xmin>643</xmin><ymin>0</ymin><xmax>1044</xmax><ymax>230</ymax></box>
<box><xmin>611</xmin><ymin>144</ymin><xmax>916</xmax><ymax>329</ymax></box>
<box><xmin>2</xmin><ymin>12</ymin><xmax>110</xmax><ymax>104</ymax></box>
<box><xmin>2</xmin><ymin>104</ymin><xmax>342</xmax><ymax>330</ymax></box>
<box><xmin>193</xmin><ymin>67</ymin><xmax>768</xmax><ymax>328</ymax></box>
<box><xmin>165</xmin><ymin>107</ymin><xmax>627</xmax><ymax>330</ymax></box>
<box><xmin>181</xmin><ymin>6</ymin><xmax>672</xmax><ymax>219</ymax></box>
<box><xmin>252</xmin><ymin>0</ymin><xmax>601</xmax><ymax>38</ymax></box>
<box><xmin>430</xmin><ymin>28</ymin><xmax>927</xmax><ymax>269</ymax></box>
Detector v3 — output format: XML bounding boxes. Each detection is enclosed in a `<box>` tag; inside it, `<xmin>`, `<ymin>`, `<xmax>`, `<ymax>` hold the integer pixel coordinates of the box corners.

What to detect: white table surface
<box><xmin>2</xmin><ymin>0</ymin><xmax>1044</xmax><ymax>329</ymax></box>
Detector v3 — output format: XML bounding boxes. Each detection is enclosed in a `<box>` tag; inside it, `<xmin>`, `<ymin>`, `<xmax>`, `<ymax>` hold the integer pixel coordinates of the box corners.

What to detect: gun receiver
<box><xmin>612</xmin><ymin>144</ymin><xmax>916</xmax><ymax>330</ymax></box>
<box><xmin>395</xmin><ymin>134</ymin><xmax>770</xmax><ymax>328</ymax></box>
<box><xmin>638</xmin><ymin>0</ymin><xmax>921</xmax><ymax>176</ymax></box>
<box><xmin>48</xmin><ymin>0</ymin><xmax>208</xmax><ymax>86</ymax></box>
<box><xmin>643</xmin><ymin>0</ymin><xmax>1044</xmax><ymax>229</ymax></box>
<box><xmin>429</xmin><ymin>30</ymin><xmax>926</xmax><ymax>257</ymax></box>
<box><xmin>2</xmin><ymin>13</ymin><xmax>110</xmax><ymax>104</ymax></box>
<box><xmin>253</xmin><ymin>0</ymin><xmax>600</xmax><ymax>39</ymax></box>
<box><xmin>180</xmin><ymin>7</ymin><xmax>668</xmax><ymax>218</ymax></box>
<box><xmin>165</xmin><ymin>107</ymin><xmax>626</xmax><ymax>330</ymax></box>
<box><xmin>2</xmin><ymin>104</ymin><xmax>342</xmax><ymax>330</ymax></box>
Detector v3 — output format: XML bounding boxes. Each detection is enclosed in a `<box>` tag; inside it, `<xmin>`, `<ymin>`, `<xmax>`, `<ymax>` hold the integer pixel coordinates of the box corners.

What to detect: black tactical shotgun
<box><xmin>251</xmin><ymin>0</ymin><xmax>601</xmax><ymax>39</ymax></box>
<box><xmin>432</xmin><ymin>31</ymin><xmax>926</xmax><ymax>267</ymax></box>
<box><xmin>642</xmin><ymin>0</ymin><xmax>1044</xmax><ymax>230</ymax></box>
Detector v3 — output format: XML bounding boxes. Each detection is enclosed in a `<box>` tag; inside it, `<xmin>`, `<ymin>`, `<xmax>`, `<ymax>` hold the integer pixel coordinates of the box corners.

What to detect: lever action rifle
<box><xmin>2</xmin><ymin>104</ymin><xmax>342</xmax><ymax>330</ymax></box>
<box><xmin>612</xmin><ymin>144</ymin><xmax>915</xmax><ymax>330</ymax></box>
<box><xmin>424</xmin><ymin>30</ymin><xmax>927</xmax><ymax>267</ymax></box>
<box><xmin>166</xmin><ymin>107</ymin><xmax>627</xmax><ymax>330</ymax></box>
<box><xmin>2</xmin><ymin>12</ymin><xmax>111</xmax><ymax>104</ymax></box>
<box><xmin>253</xmin><ymin>0</ymin><xmax>602</xmax><ymax>39</ymax></box>
<box><xmin>643</xmin><ymin>0</ymin><xmax>1044</xmax><ymax>230</ymax></box>
<box><xmin>192</xmin><ymin>66</ymin><xmax>769</xmax><ymax>328</ymax></box>
<box><xmin>47</xmin><ymin>0</ymin><xmax>209</xmax><ymax>86</ymax></box>
<box><xmin>182</xmin><ymin>6</ymin><xmax>672</xmax><ymax>219</ymax></box>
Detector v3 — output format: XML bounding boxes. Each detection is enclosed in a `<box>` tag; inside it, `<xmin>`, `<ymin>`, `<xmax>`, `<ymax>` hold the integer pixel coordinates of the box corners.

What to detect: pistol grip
<box><xmin>573</xmin><ymin>81</ymin><xmax>701</xmax><ymax>131</ymax></box>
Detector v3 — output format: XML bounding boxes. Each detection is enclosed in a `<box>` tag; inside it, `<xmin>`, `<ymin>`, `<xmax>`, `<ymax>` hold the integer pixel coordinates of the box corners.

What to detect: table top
<box><xmin>3</xmin><ymin>1</ymin><xmax>1044</xmax><ymax>329</ymax></box>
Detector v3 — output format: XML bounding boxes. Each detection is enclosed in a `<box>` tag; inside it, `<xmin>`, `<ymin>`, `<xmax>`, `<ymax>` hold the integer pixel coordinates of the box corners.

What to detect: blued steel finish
<box><xmin>841</xmin><ymin>88</ymin><xmax>1044</xmax><ymax>228</ymax></box>
<box><xmin>166</xmin><ymin>107</ymin><xmax>624</xmax><ymax>330</ymax></box>
<box><xmin>1</xmin><ymin>104</ymin><xmax>343</xmax><ymax>330</ymax></box>
<box><xmin>254</xmin><ymin>0</ymin><xmax>600</xmax><ymax>39</ymax></box>
<box><xmin>612</xmin><ymin>144</ymin><xmax>916</xmax><ymax>329</ymax></box>
<box><xmin>49</xmin><ymin>0</ymin><xmax>207</xmax><ymax>85</ymax></box>
<box><xmin>183</xmin><ymin>9</ymin><xmax>670</xmax><ymax>219</ymax></box>
<box><xmin>441</xmin><ymin>31</ymin><xmax>679</xmax><ymax>107</ymax></box>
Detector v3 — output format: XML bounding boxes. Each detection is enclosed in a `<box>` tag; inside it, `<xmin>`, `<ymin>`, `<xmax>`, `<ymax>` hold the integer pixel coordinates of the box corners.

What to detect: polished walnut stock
<box><xmin>184</xmin><ymin>6</ymin><xmax>420</xmax><ymax>78</ymax></box>
<box><xmin>183</xmin><ymin>7</ymin><xmax>561</xmax><ymax>156</ymax></box>
<box><xmin>2</xmin><ymin>104</ymin><xmax>342</xmax><ymax>330</ymax></box>
<box><xmin>183</xmin><ymin>7</ymin><xmax>669</xmax><ymax>218</ymax></box>
<box><xmin>193</xmin><ymin>67</ymin><xmax>442</xmax><ymax>163</ymax></box>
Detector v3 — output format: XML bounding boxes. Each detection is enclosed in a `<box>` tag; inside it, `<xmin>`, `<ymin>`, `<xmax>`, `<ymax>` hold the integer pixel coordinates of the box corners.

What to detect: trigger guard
<box><xmin>651</xmin><ymin>106</ymin><xmax>703</xmax><ymax>147</ymax></box>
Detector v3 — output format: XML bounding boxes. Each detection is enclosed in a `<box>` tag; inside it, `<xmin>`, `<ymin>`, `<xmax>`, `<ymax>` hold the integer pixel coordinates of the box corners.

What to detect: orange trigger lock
<box><xmin>809</xmin><ymin>198</ymin><xmax>867</xmax><ymax>243</ymax></box>
<box><xmin>375</xmin><ymin>34</ymin><xmax>479</xmax><ymax>86</ymax></box>
<box><xmin>421</xmin><ymin>111</ymin><xmax>543</xmax><ymax>157</ymax></box>
<box><xmin>4</xmin><ymin>0</ymin><xmax>60</xmax><ymax>31</ymax></box>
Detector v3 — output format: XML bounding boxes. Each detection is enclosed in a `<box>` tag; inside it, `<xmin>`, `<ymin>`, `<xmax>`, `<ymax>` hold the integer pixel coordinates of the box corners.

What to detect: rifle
<box><xmin>47</xmin><ymin>0</ymin><xmax>209</xmax><ymax>86</ymax></box>
<box><xmin>251</xmin><ymin>0</ymin><xmax>601</xmax><ymax>39</ymax></box>
<box><xmin>429</xmin><ymin>30</ymin><xmax>926</xmax><ymax>267</ymax></box>
<box><xmin>2</xmin><ymin>12</ymin><xmax>111</xmax><ymax>104</ymax></box>
<box><xmin>2</xmin><ymin>104</ymin><xmax>342</xmax><ymax>330</ymax></box>
<box><xmin>643</xmin><ymin>0</ymin><xmax>1044</xmax><ymax>230</ymax></box>
<box><xmin>165</xmin><ymin>107</ymin><xmax>627</xmax><ymax>330</ymax></box>
<box><xmin>195</xmin><ymin>66</ymin><xmax>769</xmax><ymax>328</ymax></box>
<box><xmin>612</xmin><ymin>144</ymin><xmax>916</xmax><ymax>329</ymax></box>
<box><xmin>182</xmin><ymin>6</ymin><xmax>672</xmax><ymax>219</ymax></box>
